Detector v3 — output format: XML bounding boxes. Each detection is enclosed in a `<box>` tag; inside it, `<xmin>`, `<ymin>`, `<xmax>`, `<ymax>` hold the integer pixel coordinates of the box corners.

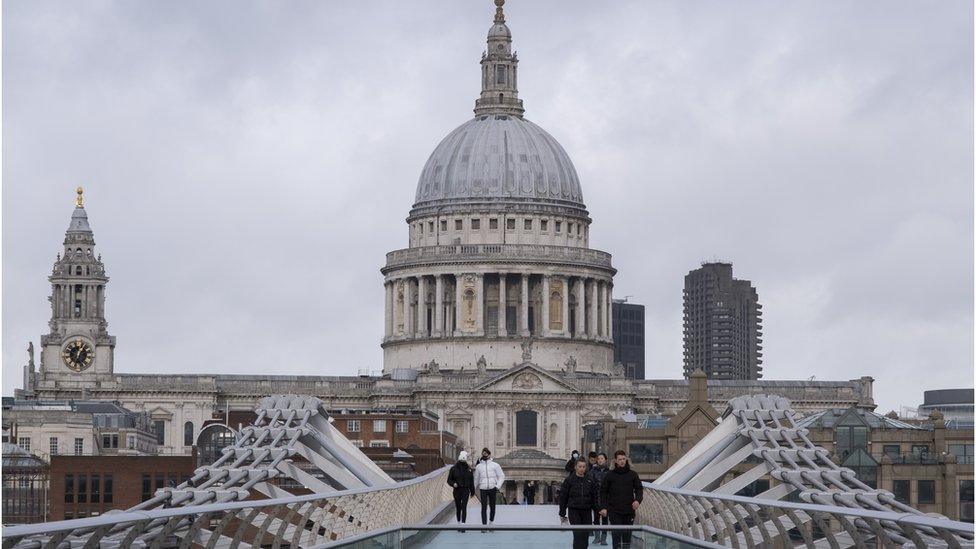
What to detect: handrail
<box><xmin>641</xmin><ymin>481</ymin><xmax>974</xmax><ymax>547</ymax></box>
<box><xmin>3</xmin><ymin>466</ymin><xmax>453</xmax><ymax>548</ymax></box>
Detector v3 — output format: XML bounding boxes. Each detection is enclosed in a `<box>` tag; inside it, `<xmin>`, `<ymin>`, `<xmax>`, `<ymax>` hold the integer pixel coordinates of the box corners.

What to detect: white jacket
<box><xmin>473</xmin><ymin>458</ymin><xmax>505</xmax><ymax>490</ymax></box>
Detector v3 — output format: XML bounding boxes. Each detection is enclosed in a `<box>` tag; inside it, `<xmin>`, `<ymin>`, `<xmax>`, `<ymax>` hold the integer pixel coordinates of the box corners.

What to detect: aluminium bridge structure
<box><xmin>2</xmin><ymin>394</ymin><xmax>973</xmax><ymax>548</ymax></box>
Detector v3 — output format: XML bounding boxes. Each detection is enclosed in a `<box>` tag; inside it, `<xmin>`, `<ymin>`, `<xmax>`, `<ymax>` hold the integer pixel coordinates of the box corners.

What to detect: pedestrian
<box><xmin>587</xmin><ymin>451</ymin><xmax>598</xmax><ymax>471</ymax></box>
<box><xmin>599</xmin><ymin>450</ymin><xmax>643</xmax><ymax>549</ymax></box>
<box><xmin>473</xmin><ymin>447</ymin><xmax>505</xmax><ymax>525</ymax></box>
<box><xmin>523</xmin><ymin>480</ymin><xmax>537</xmax><ymax>505</ymax></box>
<box><xmin>565</xmin><ymin>450</ymin><xmax>581</xmax><ymax>474</ymax></box>
<box><xmin>447</xmin><ymin>450</ymin><xmax>475</xmax><ymax>525</ymax></box>
<box><xmin>587</xmin><ymin>452</ymin><xmax>610</xmax><ymax>545</ymax></box>
<box><xmin>559</xmin><ymin>459</ymin><xmax>596</xmax><ymax>549</ymax></box>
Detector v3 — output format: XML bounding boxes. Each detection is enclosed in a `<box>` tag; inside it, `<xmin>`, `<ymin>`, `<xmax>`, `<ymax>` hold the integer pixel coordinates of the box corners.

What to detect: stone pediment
<box><xmin>444</xmin><ymin>406</ymin><xmax>473</xmax><ymax>420</ymax></box>
<box><xmin>148</xmin><ymin>406</ymin><xmax>174</xmax><ymax>419</ymax></box>
<box><xmin>474</xmin><ymin>362</ymin><xmax>580</xmax><ymax>393</ymax></box>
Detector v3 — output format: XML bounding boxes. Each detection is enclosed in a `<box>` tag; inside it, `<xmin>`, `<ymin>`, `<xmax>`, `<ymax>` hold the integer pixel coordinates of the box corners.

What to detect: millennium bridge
<box><xmin>3</xmin><ymin>394</ymin><xmax>973</xmax><ymax>548</ymax></box>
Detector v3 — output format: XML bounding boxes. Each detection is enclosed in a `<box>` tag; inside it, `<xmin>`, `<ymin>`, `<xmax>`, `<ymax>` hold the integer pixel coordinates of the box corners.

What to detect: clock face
<box><xmin>62</xmin><ymin>339</ymin><xmax>95</xmax><ymax>372</ymax></box>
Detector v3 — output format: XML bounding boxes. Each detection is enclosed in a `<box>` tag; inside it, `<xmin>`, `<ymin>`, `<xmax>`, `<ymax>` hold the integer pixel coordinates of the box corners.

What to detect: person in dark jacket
<box><xmin>599</xmin><ymin>450</ymin><xmax>643</xmax><ymax>549</ymax></box>
<box><xmin>587</xmin><ymin>452</ymin><xmax>610</xmax><ymax>545</ymax></box>
<box><xmin>446</xmin><ymin>450</ymin><xmax>475</xmax><ymax>524</ymax></box>
<box><xmin>587</xmin><ymin>451</ymin><xmax>598</xmax><ymax>471</ymax></box>
<box><xmin>523</xmin><ymin>480</ymin><xmax>537</xmax><ymax>504</ymax></box>
<box><xmin>565</xmin><ymin>450</ymin><xmax>581</xmax><ymax>474</ymax></box>
<box><xmin>559</xmin><ymin>459</ymin><xmax>595</xmax><ymax>549</ymax></box>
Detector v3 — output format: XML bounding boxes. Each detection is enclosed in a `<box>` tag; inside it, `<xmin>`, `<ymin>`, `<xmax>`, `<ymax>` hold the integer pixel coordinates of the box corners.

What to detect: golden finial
<box><xmin>75</xmin><ymin>186</ymin><xmax>84</xmax><ymax>208</ymax></box>
<box><xmin>494</xmin><ymin>0</ymin><xmax>505</xmax><ymax>23</ymax></box>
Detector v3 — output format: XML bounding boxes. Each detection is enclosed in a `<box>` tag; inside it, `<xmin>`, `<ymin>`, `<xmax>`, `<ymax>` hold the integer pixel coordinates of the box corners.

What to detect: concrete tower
<box><xmin>39</xmin><ymin>187</ymin><xmax>116</xmax><ymax>387</ymax></box>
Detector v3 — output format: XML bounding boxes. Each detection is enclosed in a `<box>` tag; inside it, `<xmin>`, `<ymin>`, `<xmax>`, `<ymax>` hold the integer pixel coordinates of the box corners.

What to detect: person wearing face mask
<box><xmin>473</xmin><ymin>447</ymin><xmax>505</xmax><ymax>525</ymax></box>
<box><xmin>447</xmin><ymin>450</ymin><xmax>475</xmax><ymax>525</ymax></box>
<box><xmin>565</xmin><ymin>450</ymin><xmax>581</xmax><ymax>475</ymax></box>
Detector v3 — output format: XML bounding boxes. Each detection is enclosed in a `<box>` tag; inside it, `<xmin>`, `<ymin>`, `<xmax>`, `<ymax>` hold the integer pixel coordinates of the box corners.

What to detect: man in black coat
<box><xmin>559</xmin><ymin>459</ymin><xmax>596</xmax><ymax>549</ymax></box>
<box><xmin>587</xmin><ymin>452</ymin><xmax>610</xmax><ymax>545</ymax></box>
<box><xmin>599</xmin><ymin>450</ymin><xmax>643</xmax><ymax>549</ymax></box>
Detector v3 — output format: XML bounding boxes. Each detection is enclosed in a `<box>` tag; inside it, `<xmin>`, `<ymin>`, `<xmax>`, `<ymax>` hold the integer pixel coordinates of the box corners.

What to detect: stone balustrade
<box><xmin>384</xmin><ymin>243</ymin><xmax>613</xmax><ymax>271</ymax></box>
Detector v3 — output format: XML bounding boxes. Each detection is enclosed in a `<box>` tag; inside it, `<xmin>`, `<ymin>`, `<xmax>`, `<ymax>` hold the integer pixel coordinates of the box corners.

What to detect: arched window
<box><xmin>75</xmin><ymin>266</ymin><xmax>82</xmax><ymax>275</ymax></box>
<box><xmin>516</xmin><ymin>410</ymin><xmax>538</xmax><ymax>446</ymax></box>
<box><xmin>549</xmin><ymin>423</ymin><xmax>558</xmax><ymax>446</ymax></box>
<box><xmin>196</xmin><ymin>424</ymin><xmax>235</xmax><ymax>467</ymax></box>
<box><xmin>495</xmin><ymin>421</ymin><xmax>505</xmax><ymax>443</ymax></box>
<box><xmin>550</xmin><ymin>291</ymin><xmax>563</xmax><ymax>330</ymax></box>
<box><xmin>183</xmin><ymin>421</ymin><xmax>194</xmax><ymax>447</ymax></box>
<box><xmin>463</xmin><ymin>289</ymin><xmax>476</xmax><ymax>329</ymax></box>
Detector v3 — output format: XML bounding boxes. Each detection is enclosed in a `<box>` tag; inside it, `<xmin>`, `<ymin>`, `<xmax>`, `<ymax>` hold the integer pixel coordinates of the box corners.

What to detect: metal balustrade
<box><xmin>639</xmin><ymin>483</ymin><xmax>975</xmax><ymax>548</ymax></box>
<box><xmin>2</xmin><ymin>466</ymin><xmax>453</xmax><ymax>549</ymax></box>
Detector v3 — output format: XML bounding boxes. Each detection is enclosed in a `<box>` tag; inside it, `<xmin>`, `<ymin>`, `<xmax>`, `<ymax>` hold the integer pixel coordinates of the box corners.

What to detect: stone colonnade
<box><xmin>384</xmin><ymin>273</ymin><xmax>612</xmax><ymax>342</ymax></box>
<box><xmin>52</xmin><ymin>283</ymin><xmax>104</xmax><ymax>319</ymax></box>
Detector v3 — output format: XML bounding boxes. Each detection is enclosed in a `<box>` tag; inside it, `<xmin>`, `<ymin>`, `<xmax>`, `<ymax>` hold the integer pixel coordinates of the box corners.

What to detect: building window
<box><xmin>496</xmin><ymin>65</ymin><xmax>507</xmax><ymax>85</ymax></box>
<box><xmin>568</xmin><ymin>223</ymin><xmax>573</xmax><ymax>234</ymax></box>
<box><xmin>835</xmin><ymin>424</ymin><xmax>868</xmax><ymax>460</ymax></box>
<box><xmin>91</xmin><ymin>474</ymin><xmax>101</xmax><ymax>503</ymax></box>
<box><xmin>489</xmin><ymin>218</ymin><xmax>498</xmax><ymax>230</ymax></box>
<box><xmin>506</xmin><ymin>218</ymin><xmax>516</xmax><ymax>230</ymax></box>
<box><xmin>629</xmin><ymin>443</ymin><xmax>665</xmax><ymax>464</ymax></box>
<box><xmin>350</xmin><ymin>440</ymin><xmax>363</xmax><ymax>447</ymax></box>
<box><xmin>428</xmin><ymin>221</ymin><xmax>434</xmax><ymax>233</ymax></box>
<box><xmin>911</xmin><ymin>445</ymin><xmax>930</xmax><ymax>456</ymax></box>
<box><xmin>395</xmin><ymin>420</ymin><xmax>409</xmax><ymax>433</ymax></box>
<box><xmin>153</xmin><ymin>420</ymin><xmax>166</xmax><ymax>445</ymax></box>
<box><xmin>949</xmin><ymin>444</ymin><xmax>975</xmax><ymax>465</ymax></box>
<box><xmin>104</xmin><ymin>474</ymin><xmax>113</xmax><ymax>504</ymax></box>
<box><xmin>17</xmin><ymin>437</ymin><xmax>30</xmax><ymax>452</ymax></box>
<box><xmin>128</xmin><ymin>435</ymin><xmax>136</xmax><ymax>450</ymax></box>
<box><xmin>883</xmin><ymin>445</ymin><xmax>901</xmax><ymax>457</ymax></box>
<box><xmin>471</xmin><ymin>219</ymin><xmax>481</xmax><ymax>230</ymax></box>
<box><xmin>369</xmin><ymin>440</ymin><xmax>390</xmax><ymax>448</ymax></box>
<box><xmin>141</xmin><ymin>474</ymin><xmax>152</xmax><ymax>502</ymax></box>
<box><xmin>524</xmin><ymin>219</ymin><xmax>532</xmax><ymax>230</ymax></box>
<box><xmin>74</xmin><ymin>437</ymin><xmax>84</xmax><ymax>455</ymax></box>
<box><xmin>77</xmin><ymin>474</ymin><xmax>87</xmax><ymax>503</ymax></box>
<box><xmin>918</xmin><ymin>480</ymin><xmax>936</xmax><ymax>504</ymax></box>
<box><xmin>347</xmin><ymin>420</ymin><xmax>361</xmax><ymax>433</ymax></box>
<box><xmin>65</xmin><ymin>474</ymin><xmax>75</xmax><ymax>503</ymax></box>
<box><xmin>541</xmin><ymin>220</ymin><xmax>548</xmax><ymax>231</ymax></box>
<box><xmin>515</xmin><ymin>410</ymin><xmax>538</xmax><ymax>446</ymax></box>
<box><xmin>555</xmin><ymin>221</ymin><xmax>562</xmax><ymax>233</ymax></box>
<box><xmin>373</xmin><ymin>420</ymin><xmax>387</xmax><ymax>432</ymax></box>
<box><xmin>184</xmin><ymin>421</ymin><xmax>194</xmax><ymax>447</ymax></box>
<box><xmin>455</xmin><ymin>219</ymin><xmax>462</xmax><ymax>230</ymax></box>
<box><xmin>49</xmin><ymin>437</ymin><xmax>59</xmax><ymax>456</ymax></box>
<box><xmin>892</xmin><ymin>480</ymin><xmax>911</xmax><ymax>504</ymax></box>
<box><xmin>960</xmin><ymin>480</ymin><xmax>974</xmax><ymax>522</ymax></box>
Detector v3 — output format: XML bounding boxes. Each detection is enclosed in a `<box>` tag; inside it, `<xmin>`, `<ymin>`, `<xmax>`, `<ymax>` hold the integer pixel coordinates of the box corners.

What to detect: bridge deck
<box><xmin>422</xmin><ymin>504</ymin><xmax>596</xmax><ymax>548</ymax></box>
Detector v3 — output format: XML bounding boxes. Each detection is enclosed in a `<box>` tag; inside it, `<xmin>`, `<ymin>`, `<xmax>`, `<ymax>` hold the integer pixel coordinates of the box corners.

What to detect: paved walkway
<box><xmin>419</xmin><ymin>504</ymin><xmax>594</xmax><ymax>548</ymax></box>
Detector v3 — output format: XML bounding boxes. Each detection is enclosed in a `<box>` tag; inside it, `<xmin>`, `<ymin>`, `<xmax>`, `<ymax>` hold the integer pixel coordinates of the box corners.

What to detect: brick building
<box><xmin>329</xmin><ymin>409</ymin><xmax>458</xmax><ymax>460</ymax></box>
<box><xmin>50</xmin><ymin>454</ymin><xmax>196</xmax><ymax>520</ymax></box>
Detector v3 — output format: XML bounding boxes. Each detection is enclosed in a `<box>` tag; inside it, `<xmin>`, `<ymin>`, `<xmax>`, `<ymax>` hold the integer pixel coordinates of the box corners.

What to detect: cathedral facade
<box><xmin>19</xmin><ymin>2</ymin><xmax>876</xmax><ymax>492</ymax></box>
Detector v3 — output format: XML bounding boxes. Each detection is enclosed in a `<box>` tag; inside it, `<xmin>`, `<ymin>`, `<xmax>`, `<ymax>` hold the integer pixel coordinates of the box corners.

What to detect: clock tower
<box><xmin>38</xmin><ymin>187</ymin><xmax>116</xmax><ymax>387</ymax></box>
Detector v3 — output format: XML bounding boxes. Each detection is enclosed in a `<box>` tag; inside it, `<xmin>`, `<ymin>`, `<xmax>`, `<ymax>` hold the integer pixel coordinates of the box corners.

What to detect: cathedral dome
<box><xmin>413</xmin><ymin>115</ymin><xmax>585</xmax><ymax>214</ymax></box>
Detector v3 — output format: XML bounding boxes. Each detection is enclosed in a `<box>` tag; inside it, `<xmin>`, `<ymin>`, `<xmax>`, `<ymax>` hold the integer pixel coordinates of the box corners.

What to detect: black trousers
<box><xmin>479</xmin><ymin>488</ymin><xmax>498</xmax><ymax>524</ymax></box>
<box><xmin>593</xmin><ymin>510</ymin><xmax>609</xmax><ymax>539</ymax></box>
<box><xmin>453</xmin><ymin>488</ymin><xmax>470</xmax><ymax>523</ymax></box>
<box><xmin>567</xmin><ymin>508</ymin><xmax>591</xmax><ymax>549</ymax></box>
<box><xmin>608</xmin><ymin>511</ymin><xmax>635</xmax><ymax>548</ymax></box>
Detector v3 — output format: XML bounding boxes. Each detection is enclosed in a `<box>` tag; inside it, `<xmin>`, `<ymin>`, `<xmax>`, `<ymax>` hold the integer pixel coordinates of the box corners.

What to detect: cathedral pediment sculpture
<box><xmin>564</xmin><ymin>355</ymin><xmax>577</xmax><ymax>376</ymax></box>
<box><xmin>512</xmin><ymin>371</ymin><xmax>542</xmax><ymax>390</ymax></box>
<box><xmin>520</xmin><ymin>336</ymin><xmax>533</xmax><ymax>362</ymax></box>
<box><xmin>477</xmin><ymin>355</ymin><xmax>487</xmax><ymax>375</ymax></box>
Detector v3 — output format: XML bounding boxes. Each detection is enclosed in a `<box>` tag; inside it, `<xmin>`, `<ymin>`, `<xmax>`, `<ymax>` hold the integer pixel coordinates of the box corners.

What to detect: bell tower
<box><xmin>38</xmin><ymin>187</ymin><xmax>116</xmax><ymax>387</ymax></box>
<box><xmin>473</xmin><ymin>0</ymin><xmax>524</xmax><ymax>117</ymax></box>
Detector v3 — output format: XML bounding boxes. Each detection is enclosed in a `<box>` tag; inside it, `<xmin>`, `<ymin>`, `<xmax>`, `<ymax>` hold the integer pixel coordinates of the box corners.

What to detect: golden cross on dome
<box><xmin>75</xmin><ymin>186</ymin><xmax>84</xmax><ymax>207</ymax></box>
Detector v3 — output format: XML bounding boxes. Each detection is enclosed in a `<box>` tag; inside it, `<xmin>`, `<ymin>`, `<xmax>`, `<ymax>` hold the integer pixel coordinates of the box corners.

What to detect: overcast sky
<box><xmin>3</xmin><ymin>1</ymin><xmax>972</xmax><ymax>413</ymax></box>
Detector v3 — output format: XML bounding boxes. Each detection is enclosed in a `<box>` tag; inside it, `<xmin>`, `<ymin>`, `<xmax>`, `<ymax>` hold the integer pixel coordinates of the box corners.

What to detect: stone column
<box><xmin>520</xmin><ymin>274</ymin><xmax>530</xmax><ymax>336</ymax></box>
<box><xmin>606</xmin><ymin>283</ymin><xmax>614</xmax><ymax>340</ymax></box>
<box><xmin>588</xmin><ymin>279</ymin><xmax>598</xmax><ymax>338</ymax></box>
<box><xmin>561</xmin><ymin>277</ymin><xmax>570</xmax><ymax>337</ymax></box>
<box><xmin>541</xmin><ymin>275</ymin><xmax>550</xmax><ymax>336</ymax></box>
<box><xmin>597</xmin><ymin>281</ymin><xmax>606</xmax><ymax>338</ymax></box>
<box><xmin>475</xmin><ymin>273</ymin><xmax>485</xmax><ymax>336</ymax></box>
<box><xmin>392</xmin><ymin>279</ymin><xmax>401</xmax><ymax>337</ymax></box>
<box><xmin>416</xmin><ymin>276</ymin><xmax>427</xmax><ymax>338</ymax></box>
<box><xmin>575</xmin><ymin>278</ymin><xmax>585</xmax><ymax>339</ymax></box>
<box><xmin>498</xmin><ymin>273</ymin><xmax>508</xmax><ymax>337</ymax></box>
<box><xmin>454</xmin><ymin>274</ymin><xmax>464</xmax><ymax>336</ymax></box>
<box><xmin>434</xmin><ymin>275</ymin><xmax>444</xmax><ymax>337</ymax></box>
<box><xmin>405</xmin><ymin>277</ymin><xmax>415</xmax><ymax>338</ymax></box>
<box><xmin>384</xmin><ymin>282</ymin><xmax>393</xmax><ymax>338</ymax></box>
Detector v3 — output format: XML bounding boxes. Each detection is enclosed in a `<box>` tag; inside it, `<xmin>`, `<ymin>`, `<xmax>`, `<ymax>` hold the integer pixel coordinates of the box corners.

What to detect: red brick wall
<box><xmin>50</xmin><ymin>455</ymin><xmax>197</xmax><ymax>520</ymax></box>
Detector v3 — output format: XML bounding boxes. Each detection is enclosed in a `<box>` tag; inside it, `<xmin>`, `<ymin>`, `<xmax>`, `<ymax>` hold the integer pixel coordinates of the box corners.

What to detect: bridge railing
<box><xmin>639</xmin><ymin>482</ymin><xmax>975</xmax><ymax>548</ymax></box>
<box><xmin>2</xmin><ymin>466</ymin><xmax>453</xmax><ymax>549</ymax></box>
